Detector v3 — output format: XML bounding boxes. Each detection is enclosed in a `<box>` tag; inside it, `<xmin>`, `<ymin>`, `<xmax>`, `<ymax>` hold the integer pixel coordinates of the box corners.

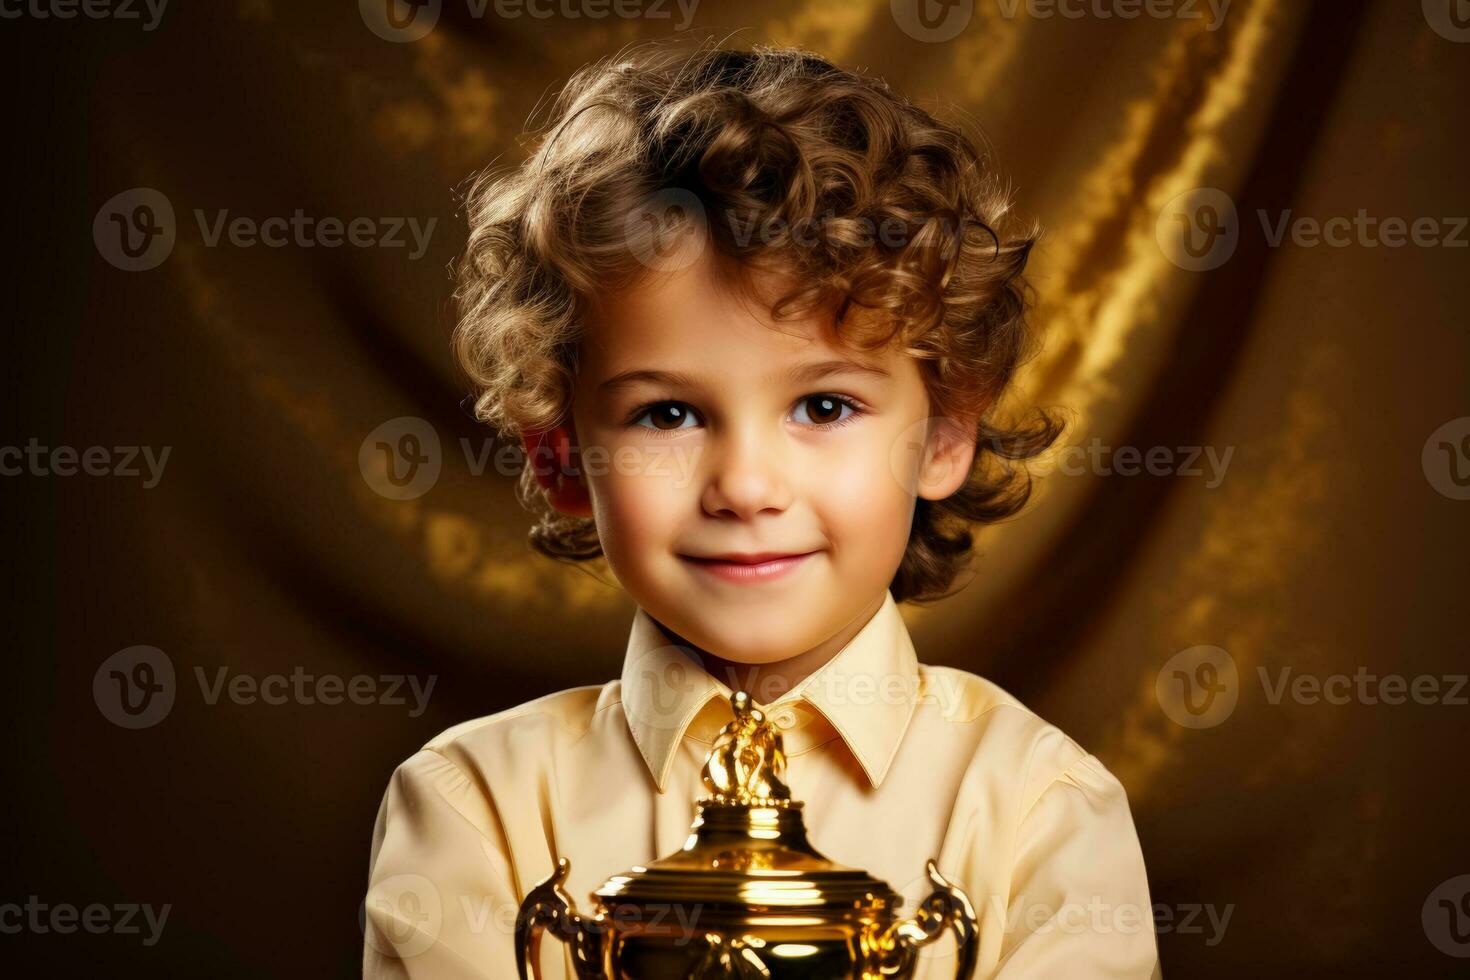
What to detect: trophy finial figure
<box><xmin>700</xmin><ymin>691</ymin><xmax>793</xmax><ymax>806</ymax></box>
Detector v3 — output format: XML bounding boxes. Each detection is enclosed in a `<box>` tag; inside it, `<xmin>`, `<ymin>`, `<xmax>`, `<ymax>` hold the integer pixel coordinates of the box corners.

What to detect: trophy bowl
<box><xmin>515</xmin><ymin>691</ymin><xmax>979</xmax><ymax>979</ymax></box>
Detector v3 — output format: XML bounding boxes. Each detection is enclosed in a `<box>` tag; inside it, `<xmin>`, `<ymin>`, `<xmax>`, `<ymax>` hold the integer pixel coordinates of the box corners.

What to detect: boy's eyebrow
<box><xmin>597</xmin><ymin>358</ymin><xmax>890</xmax><ymax>394</ymax></box>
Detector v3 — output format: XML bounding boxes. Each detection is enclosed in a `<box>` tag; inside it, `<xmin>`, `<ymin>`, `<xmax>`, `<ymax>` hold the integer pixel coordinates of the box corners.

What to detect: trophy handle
<box><xmin>885</xmin><ymin>858</ymin><xmax>980</xmax><ymax>979</ymax></box>
<box><xmin>514</xmin><ymin>856</ymin><xmax>607</xmax><ymax>979</ymax></box>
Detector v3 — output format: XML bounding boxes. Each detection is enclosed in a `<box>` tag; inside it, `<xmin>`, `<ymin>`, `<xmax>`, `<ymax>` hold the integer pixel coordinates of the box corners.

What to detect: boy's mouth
<box><xmin>678</xmin><ymin>550</ymin><xmax>818</xmax><ymax>583</ymax></box>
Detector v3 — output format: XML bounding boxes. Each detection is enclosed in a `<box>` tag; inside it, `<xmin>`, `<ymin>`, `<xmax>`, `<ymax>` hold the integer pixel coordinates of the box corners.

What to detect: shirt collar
<box><xmin>618</xmin><ymin>590</ymin><xmax>922</xmax><ymax>793</ymax></box>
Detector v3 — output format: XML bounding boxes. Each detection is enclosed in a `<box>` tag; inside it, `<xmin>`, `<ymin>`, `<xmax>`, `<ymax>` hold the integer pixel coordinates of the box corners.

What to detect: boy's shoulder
<box><xmin>917</xmin><ymin>660</ymin><xmax>1068</xmax><ymax>734</ymax></box>
<box><xmin>916</xmin><ymin>662</ymin><xmax>1121</xmax><ymax>807</ymax></box>
<box><xmin>419</xmin><ymin>681</ymin><xmax>616</xmax><ymax>759</ymax></box>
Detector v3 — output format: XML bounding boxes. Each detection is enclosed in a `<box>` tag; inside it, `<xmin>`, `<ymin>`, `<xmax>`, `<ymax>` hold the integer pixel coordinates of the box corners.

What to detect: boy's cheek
<box><xmin>582</xmin><ymin>442</ymin><xmax>708</xmax><ymax>511</ymax></box>
<box><xmin>591</xmin><ymin>472</ymin><xmax>686</xmax><ymax>551</ymax></box>
<box><xmin>819</xmin><ymin>440</ymin><xmax>915</xmax><ymax>516</ymax></box>
<box><xmin>579</xmin><ymin>436</ymin><xmax>704</xmax><ymax>485</ymax></box>
<box><xmin>586</xmin><ymin>502</ymin><xmax>661</xmax><ymax>591</ymax></box>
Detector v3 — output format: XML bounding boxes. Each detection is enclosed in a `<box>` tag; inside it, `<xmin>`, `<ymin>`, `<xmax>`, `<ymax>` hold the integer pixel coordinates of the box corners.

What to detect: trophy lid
<box><xmin>595</xmin><ymin>691</ymin><xmax>902</xmax><ymax>921</ymax></box>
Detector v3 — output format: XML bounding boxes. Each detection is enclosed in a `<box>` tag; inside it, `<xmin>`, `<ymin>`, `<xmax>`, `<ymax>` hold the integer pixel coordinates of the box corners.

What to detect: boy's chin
<box><xmin>661</xmin><ymin>606</ymin><xmax>828</xmax><ymax>663</ymax></box>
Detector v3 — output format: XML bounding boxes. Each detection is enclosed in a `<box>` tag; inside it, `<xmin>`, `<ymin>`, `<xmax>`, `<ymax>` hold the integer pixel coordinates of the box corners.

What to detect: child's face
<box><xmin>564</xmin><ymin>250</ymin><xmax>974</xmax><ymax>665</ymax></box>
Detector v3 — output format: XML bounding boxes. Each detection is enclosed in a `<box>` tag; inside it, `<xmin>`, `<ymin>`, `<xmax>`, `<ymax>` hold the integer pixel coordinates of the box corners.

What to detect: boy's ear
<box><xmin>521</xmin><ymin>423</ymin><xmax>593</xmax><ymax>518</ymax></box>
<box><xmin>915</xmin><ymin>415</ymin><xmax>978</xmax><ymax>501</ymax></box>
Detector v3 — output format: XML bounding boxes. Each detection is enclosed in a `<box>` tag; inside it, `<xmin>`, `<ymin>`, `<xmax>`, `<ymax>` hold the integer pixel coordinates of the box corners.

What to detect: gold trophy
<box><xmin>515</xmin><ymin>690</ymin><xmax>979</xmax><ymax>978</ymax></box>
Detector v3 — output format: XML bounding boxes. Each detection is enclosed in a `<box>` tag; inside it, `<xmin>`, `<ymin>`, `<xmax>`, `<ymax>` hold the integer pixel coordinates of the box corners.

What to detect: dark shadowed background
<box><xmin>4</xmin><ymin>0</ymin><xmax>1469</xmax><ymax>976</ymax></box>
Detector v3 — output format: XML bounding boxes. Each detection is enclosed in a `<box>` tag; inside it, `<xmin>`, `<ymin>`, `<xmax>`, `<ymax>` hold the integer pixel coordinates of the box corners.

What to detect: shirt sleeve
<box><xmin>993</xmin><ymin>751</ymin><xmax>1161</xmax><ymax>979</ymax></box>
<box><xmin>362</xmin><ymin>748</ymin><xmax>527</xmax><ymax>979</ymax></box>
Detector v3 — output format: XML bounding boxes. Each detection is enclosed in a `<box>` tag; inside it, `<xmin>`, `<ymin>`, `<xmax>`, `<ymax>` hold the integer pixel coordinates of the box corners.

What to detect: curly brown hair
<box><xmin>453</xmin><ymin>40</ymin><xmax>1062</xmax><ymax>604</ymax></box>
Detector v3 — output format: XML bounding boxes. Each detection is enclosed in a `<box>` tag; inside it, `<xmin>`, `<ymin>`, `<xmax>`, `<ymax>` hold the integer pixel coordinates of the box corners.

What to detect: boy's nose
<box><xmin>699</xmin><ymin>429</ymin><xmax>793</xmax><ymax>520</ymax></box>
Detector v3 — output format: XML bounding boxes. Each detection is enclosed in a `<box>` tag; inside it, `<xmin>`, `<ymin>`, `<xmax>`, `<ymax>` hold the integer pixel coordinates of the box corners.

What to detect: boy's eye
<box><xmin>634</xmin><ymin>402</ymin><xmax>699</xmax><ymax>431</ymax></box>
<box><xmin>792</xmin><ymin>394</ymin><xmax>854</xmax><ymax>427</ymax></box>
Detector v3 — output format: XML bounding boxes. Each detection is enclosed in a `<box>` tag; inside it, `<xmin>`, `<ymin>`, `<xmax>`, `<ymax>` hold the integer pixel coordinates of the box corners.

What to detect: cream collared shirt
<box><xmin>363</xmin><ymin>591</ymin><xmax>1160</xmax><ymax>978</ymax></box>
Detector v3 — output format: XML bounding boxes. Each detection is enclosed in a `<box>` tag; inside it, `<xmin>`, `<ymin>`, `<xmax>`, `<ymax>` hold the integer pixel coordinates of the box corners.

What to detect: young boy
<box><xmin>363</xmin><ymin>43</ymin><xmax>1158</xmax><ymax>979</ymax></box>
